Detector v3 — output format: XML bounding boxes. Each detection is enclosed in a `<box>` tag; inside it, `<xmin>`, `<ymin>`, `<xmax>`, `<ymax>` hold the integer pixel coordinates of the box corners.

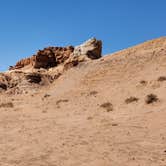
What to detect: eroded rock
<box><xmin>1</xmin><ymin>38</ymin><xmax>102</xmax><ymax>94</ymax></box>
<box><xmin>10</xmin><ymin>46</ymin><xmax>74</xmax><ymax>70</ymax></box>
<box><xmin>73</xmin><ymin>38</ymin><xmax>102</xmax><ymax>59</ymax></box>
<box><xmin>25</xmin><ymin>73</ymin><xmax>42</xmax><ymax>84</ymax></box>
<box><xmin>10</xmin><ymin>38</ymin><xmax>102</xmax><ymax>70</ymax></box>
<box><xmin>0</xmin><ymin>83</ymin><xmax>7</xmax><ymax>90</ymax></box>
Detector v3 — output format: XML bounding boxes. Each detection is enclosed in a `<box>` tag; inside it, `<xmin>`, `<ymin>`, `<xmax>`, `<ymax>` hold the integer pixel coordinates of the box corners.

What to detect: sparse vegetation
<box><xmin>42</xmin><ymin>94</ymin><xmax>51</xmax><ymax>101</ymax></box>
<box><xmin>56</xmin><ymin>99</ymin><xmax>69</xmax><ymax>105</ymax></box>
<box><xmin>100</xmin><ymin>102</ymin><xmax>113</xmax><ymax>112</ymax></box>
<box><xmin>145</xmin><ymin>94</ymin><xmax>159</xmax><ymax>104</ymax></box>
<box><xmin>42</xmin><ymin>110</ymin><xmax>47</xmax><ymax>113</ymax></box>
<box><xmin>0</xmin><ymin>102</ymin><xmax>14</xmax><ymax>108</ymax></box>
<box><xmin>87</xmin><ymin>116</ymin><xmax>93</xmax><ymax>120</ymax></box>
<box><xmin>112</xmin><ymin>123</ymin><xmax>118</xmax><ymax>126</ymax></box>
<box><xmin>140</xmin><ymin>80</ymin><xmax>147</xmax><ymax>85</ymax></box>
<box><xmin>157</xmin><ymin>76</ymin><xmax>166</xmax><ymax>82</ymax></box>
<box><xmin>125</xmin><ymin>97</ymin><xmax>139</xmax><ymax>104</ymax></box>
<box><xmin>44</xmin><ymin>94</ymin><xmax>51</xmax><ymax>98</ymax></box>
<box><xmin>56</xmin><ymin>99</ymin><xmax>69</xmax><ymax>108</ymax></box>
<box><xmin>89</xmin><ymin>91</ymin><xmax>98</xmax><ymax>96</ymax></box>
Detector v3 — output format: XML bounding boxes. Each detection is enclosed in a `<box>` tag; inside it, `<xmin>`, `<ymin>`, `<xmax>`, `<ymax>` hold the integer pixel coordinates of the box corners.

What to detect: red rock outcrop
<box><xmin>9</xmin><ymin>46</ymin><xmax>74</xmax><ymax>70</ymax></box>
<box><xmin>9</xmin><ymin>38</ymin><xmax>102</xmax><ymax>70</ymax></box>
<box><xmin>0</xmin><ymin>38</ymin><xmax>102</xmax><ymax>94</ymax></box>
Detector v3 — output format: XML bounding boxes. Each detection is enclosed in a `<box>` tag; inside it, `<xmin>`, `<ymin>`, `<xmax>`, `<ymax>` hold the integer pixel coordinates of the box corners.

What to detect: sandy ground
<box><xmin>0</xmin><ymin>37</ymin><xmax>166</xmax><ymax>166</ymax></box>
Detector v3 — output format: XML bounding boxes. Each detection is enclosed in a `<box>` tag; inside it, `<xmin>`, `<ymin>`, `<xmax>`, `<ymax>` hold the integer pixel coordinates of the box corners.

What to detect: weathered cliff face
<box><xmin>9</xmin><ymin>38</ymin><xmax>102</xmax><ymax>70</ymax></box>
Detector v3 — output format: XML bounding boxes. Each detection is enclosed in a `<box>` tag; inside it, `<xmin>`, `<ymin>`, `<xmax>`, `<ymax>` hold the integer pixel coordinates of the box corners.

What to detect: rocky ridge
<box><xmin>0</xmin><ymin>38</ymin><xmax>102</xmax><ymax>94</ymax></box>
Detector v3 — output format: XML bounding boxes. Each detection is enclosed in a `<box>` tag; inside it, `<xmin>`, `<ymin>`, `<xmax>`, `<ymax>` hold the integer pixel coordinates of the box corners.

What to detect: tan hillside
<box><xmin>0</xmin><ymin>37</ymin><xmax>166</xmax><ymax>166</ymax></box>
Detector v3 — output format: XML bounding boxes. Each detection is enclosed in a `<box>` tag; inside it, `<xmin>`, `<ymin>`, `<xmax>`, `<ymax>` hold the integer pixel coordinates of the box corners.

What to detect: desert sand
<box><xmin>0</xmin><ymin>37</ymin><xmax>166</xmax><ymax>166</ymax></box>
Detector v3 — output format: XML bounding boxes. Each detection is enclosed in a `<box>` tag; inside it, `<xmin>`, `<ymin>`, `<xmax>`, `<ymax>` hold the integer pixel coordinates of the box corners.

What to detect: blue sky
<box><xmin>0</xmin><ymin>0</ymin><xmax>165</xmax><ymax>71</ymax></box>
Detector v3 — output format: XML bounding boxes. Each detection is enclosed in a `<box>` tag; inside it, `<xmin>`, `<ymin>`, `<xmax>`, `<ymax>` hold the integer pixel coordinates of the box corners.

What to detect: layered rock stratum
<box><xmin>0</xmin><ymin>37</ymin><xmax>166</xmax><ymax>166</ymax></box>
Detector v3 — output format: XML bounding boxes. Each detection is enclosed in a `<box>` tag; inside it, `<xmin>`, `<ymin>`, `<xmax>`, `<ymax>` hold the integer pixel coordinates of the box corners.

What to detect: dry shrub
<box><xmin>56</xmin><ymin>99</ymin><xmax>69</xmax><ymax>105</ymax></box>
<box><xmin>145</xmin><ymin>94</ymin><xmax>159</xmax><ymax>104</ymax></box>
<box><xmin>89</xmin><ymin>91</ymin><xmax>98</xmax><ymax>96</ymax></box>
<box><xmin>157</xmin><ymin>76</ymin><xmax>166</xmax><ymax>82</ymax></box>
<box><xmin>0</xmin><ymin>102</ymin><xmax>14</xmax><ymax>108</ymax></box>
<box><xmin>56</xmin><ymin>99</ymin><xmax>69</xmax><ymax>108</ymax></box>
<box><xmin>44</xmin><ymin>94</ymin><xmax>51</xmax><ymax>98</ymax></box>
<box><xmin>125</xmin><ymin>97</ymin><xmax>139</xmax><ymax>104</ymax></box>
<box><xmin>140</xmin><ymin>80</ymin><xmax>147</xmax><ymax>85</ymax></box>
<box><xmin>100</xmin><ymin>102</ymin><xmax>113</xmax><ymax>112</ymax></box>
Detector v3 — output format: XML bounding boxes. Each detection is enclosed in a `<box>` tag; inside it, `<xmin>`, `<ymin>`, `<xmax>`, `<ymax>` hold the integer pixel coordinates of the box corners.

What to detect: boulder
<box><xmin>73</xmin><ymin>38</ymin><xmax>102</xmax><ymax>59</ymax></box>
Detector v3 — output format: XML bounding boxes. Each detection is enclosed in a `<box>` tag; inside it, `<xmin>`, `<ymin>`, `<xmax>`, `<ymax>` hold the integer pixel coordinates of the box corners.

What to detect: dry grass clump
<box><xmin>157</xmin><ymin>76</ymin><xmax>166</xmax><ymax>82</ymax></box>
<box><xmin>56</xmin><ymin>99</ymin><xmax>69</xmax><ymax>105</ymax></box>
<box><xmin>44</xmin><ymin>94</ymin><xmax>51</xmax><ymax>98</ymax></box>
<box><xmin>100</xmin><ymin>102</ymin><xmax>113</xmax><ymax>112</ymax></box>
<box><xmin>125</xmin><ymin>97</ymin><xmax>139</xmax><ymax>104</ymax></box>
<box><xmin>89</xmin><ymin>91</ymin><xmax>98</xmax><ymax>96</ymax></box>
<box><xmin>145</xmin><ymin>94</ymin><xmax>159</xmax><ymax>104</ymax></box>
<box><xmin>0</xmin><ymin>102</ymin><xmax>14</xmax><ymax>108</ymax></box>
<box><xmin>140</xmin><ymin>80</ymin><xmax>147</xmax><ymax>85</ymax></box>
<box><xmin>56</xmin><ymin>99</ymin><xmax>69</xmax><ymax>108</ymax></box>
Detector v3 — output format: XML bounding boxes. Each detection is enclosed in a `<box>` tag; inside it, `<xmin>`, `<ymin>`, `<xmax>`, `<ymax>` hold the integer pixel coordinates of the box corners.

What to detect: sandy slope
<box><xmin>0</xmin><ymin>37</ymin><xmax>166</xmax><ymax>166</ymax></box>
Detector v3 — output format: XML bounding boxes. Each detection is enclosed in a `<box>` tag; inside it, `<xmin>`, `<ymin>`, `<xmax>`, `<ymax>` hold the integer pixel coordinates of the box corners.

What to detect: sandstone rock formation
<box><xmin>0</xmin><ymin>38</ymin><xmax>102</xmax><ymax>94</ymax></box>
<box><xmin>9</xmin><ymin>38</ymin><xmax>102</xmax><ymax>70</ymax></box>
<box><xmin>9</xmin><ymin>46</ymin><xmax>74</xmax><ymax>70</ymax></box>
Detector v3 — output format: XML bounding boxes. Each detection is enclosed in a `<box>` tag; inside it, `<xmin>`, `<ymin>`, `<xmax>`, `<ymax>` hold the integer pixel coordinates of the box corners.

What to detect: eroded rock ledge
<box><xmin>0</xmin><ymin>38</ymin><xmax>102</xmax><ymax>94</ymax></box>
<box><xmin>9</xmin><ymin>38</ymin><xmax>102</xmax><ymax>70</ymax></box>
